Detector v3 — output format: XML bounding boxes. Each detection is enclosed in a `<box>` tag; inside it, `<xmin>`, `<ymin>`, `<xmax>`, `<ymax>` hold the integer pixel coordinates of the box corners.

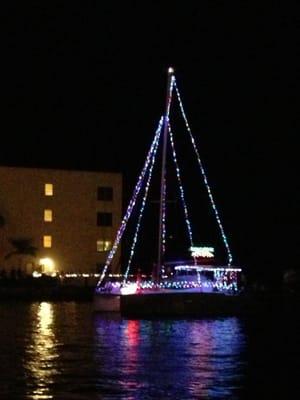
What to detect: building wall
<box><xmin>0</xmin><ymin>166</ymin><xmax>122</xmax><ymax>274</ymax></box>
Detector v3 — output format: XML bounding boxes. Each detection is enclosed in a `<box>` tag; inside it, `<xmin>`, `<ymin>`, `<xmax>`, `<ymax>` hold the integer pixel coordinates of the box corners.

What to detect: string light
<box><xmin>96</xmin><ymin>265</ymin><xmax>240</xmax><ymax>294</ymax></box>
<box><xmin>173</xmin><ymin>78</ymin><xmax>233</xmax><ymax>266</ymax></box>
<box><xmin>123</xmin><ymin>121</ymin><xmax>161</xmax><ymax>282</ymax></box>
<box><xmin>159</xmin><ymin>75</ymin><xmax>175</xmax><ymax>277</ymax></box>
<box><xmin>159</xmin><ymin>174</ymin><xmax>167</xmax><ymax>277</ymax></box>
<box><xmin>168</xmin><ymin>123</ymin><xmax>194</xmax><ymax>247</ymax></box>
<box><xmin>97</xmin><ymin>71</ymin><xmax>237</xmax><ymax>290</ymax></box>
<box><xmin>97</xmin><ymin>117</ymin><xmax>164</xmax><ymax>285</ymax></box>
<box><xmin>162</xmin><ymin>175</ymin><xmax>167</xmax><ymax>256</ymax></box>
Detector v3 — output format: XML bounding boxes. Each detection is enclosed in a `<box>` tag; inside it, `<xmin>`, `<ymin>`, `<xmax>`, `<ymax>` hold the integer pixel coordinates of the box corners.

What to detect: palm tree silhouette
<box><xmin>5</xmin><ymin>238</ymin><xmax>38</xmax><ymax>272</ymax></box>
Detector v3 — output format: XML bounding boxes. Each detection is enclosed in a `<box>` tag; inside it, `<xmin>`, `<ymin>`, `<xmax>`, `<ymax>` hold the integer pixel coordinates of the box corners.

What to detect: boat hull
<box><xmin>94</xmin><ymin>290</ymin><xmax>282</xmax><ymax>316</ymax></box>
<box><xmin>120</xmin><ymin>292</ymin><xmax>243</xmax><ymax>317</ymax></box>
<box><xmin>93</xmin><ymin>293</ymin><xmax>121</xmax><ymax>312</ymax></box>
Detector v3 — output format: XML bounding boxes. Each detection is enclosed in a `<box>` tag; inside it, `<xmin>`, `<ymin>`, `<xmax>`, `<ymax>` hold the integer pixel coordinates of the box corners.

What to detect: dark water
<box><xmin>0</xmin><ymin>302</ymin><xmax>297</xmax><ymax>399</ymax></box>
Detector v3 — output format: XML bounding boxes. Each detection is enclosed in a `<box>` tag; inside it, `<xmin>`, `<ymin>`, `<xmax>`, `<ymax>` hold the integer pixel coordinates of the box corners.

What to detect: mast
<box><xmin>156</xmin><ymin>67</ymin><xmax>174</xmax><ymax>281</ymax></box>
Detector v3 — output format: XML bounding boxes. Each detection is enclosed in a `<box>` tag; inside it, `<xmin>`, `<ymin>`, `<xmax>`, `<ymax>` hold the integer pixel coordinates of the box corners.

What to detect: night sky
<box><xmin>2</xmin><ymin>3</ymin><xmax>299</xmax><ymax>284</ymax></box>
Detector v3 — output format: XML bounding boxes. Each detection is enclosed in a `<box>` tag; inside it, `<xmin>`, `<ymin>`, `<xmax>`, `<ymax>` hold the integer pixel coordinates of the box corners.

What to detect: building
<box><xmin>0</xmin><ymin>166</ymin><xmax>122</xmax><ymax>275</ymax></box>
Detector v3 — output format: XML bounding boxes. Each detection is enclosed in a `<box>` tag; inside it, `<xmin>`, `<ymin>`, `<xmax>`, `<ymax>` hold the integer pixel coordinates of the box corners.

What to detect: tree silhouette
<box><xmin>5</xmin><ymin>238</ymin><xmax>38</xmax><ymax>271</ymax></box>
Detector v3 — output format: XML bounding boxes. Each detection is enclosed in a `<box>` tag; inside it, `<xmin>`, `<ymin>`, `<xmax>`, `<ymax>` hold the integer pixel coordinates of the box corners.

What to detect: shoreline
<box><xmin>1</xmin><ymin>285</ymin><xmax>299</xmax><ymax>317</ymax></box>
<box><xmin>0</xmin><ymin>285</ymin><xmax>95</xmax><ymax>302</ymax></box>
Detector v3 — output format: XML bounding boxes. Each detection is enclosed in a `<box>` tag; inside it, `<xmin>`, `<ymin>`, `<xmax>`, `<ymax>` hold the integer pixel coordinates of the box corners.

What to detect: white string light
<box><xmin>168</xmin><ymin>123</ymin><xmax>194</xmax><ymax>247</ymax></box>
<box><xmin>160</xmin><ymin>174</ymin><xmax>167</xmax><ymax>277</ymax></box>
<box><xmin>97</xmin><ymin>71</ymin><xmax>235</xmax><ymax>289</ymax></box>
<box><xmin>159</xmin><ymin>75</ymin><xmax>175</xmax><ymax>277</ymax></box>
<box><xmin>173</xmin><ymin>78</ymin><xmax>233</xmax><ymax>266</ymax></box>
<box><xmin>123</xmin><ymin>121</ymin><xmax>162</xmax><ymax>282</ymax></box>
<box><xmin>97</xmin><ymin>117</ymin><xmax>164</xmax><ymax>285</ymax></box>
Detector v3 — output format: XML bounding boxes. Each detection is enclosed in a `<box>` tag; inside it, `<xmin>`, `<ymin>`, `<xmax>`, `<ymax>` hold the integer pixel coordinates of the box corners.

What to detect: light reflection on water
<box><xmin>93</xmin><ymin>315</ymin><xmax>246</xmax><ymax>399</ymax></box>
<box><xmin>25</xmin><ymin>302</ymin><xmax>58</xmax><ymax>400</ymax></box>
<box><xmin>0</xmin><ymin>302</ymin><xmax>291</xmax><ymax>399</ymax></box>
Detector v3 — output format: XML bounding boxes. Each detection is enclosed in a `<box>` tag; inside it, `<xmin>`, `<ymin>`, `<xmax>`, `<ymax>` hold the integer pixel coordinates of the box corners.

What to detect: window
<box><xmin>45</xmin><ymin>183</ymin><xmax>53</xmax><ymax>196</ymax></box>
<box><xmin>97</xmin><ymin>240</ymin><xmax>112</xmax><ymax>252</ymax></box>
<box><xmin>97</xmin><ymin>212</ymin><xmax>112</xmax><ymax>226</ymax></box>
<box><xmin>44</xmin><ymin>209</ymin><xmax>53</xmax><ymax>222</ymax></box>
<box><xmin>97</xmin><ymin>187</ymin><xmax>113</xmax><ymax>201</ymax></box>
<box><xmin>43</xmin><ymin>235</ymin><xmax>52</xmax><ymax>248</ymax></box>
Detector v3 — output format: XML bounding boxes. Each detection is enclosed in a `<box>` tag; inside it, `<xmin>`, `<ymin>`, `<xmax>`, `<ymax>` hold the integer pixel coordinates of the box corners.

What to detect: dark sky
<box><xmin>2</xmin><ymin>2</ymin><xmax>299</xmax><ymax>282</ymax></box>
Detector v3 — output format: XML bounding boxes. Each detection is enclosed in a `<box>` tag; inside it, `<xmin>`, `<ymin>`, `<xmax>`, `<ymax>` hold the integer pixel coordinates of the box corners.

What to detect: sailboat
<box><xmin>94</xmin><ymin>67</ymin><xmax>243</xmax><ymax>316</ymax></box>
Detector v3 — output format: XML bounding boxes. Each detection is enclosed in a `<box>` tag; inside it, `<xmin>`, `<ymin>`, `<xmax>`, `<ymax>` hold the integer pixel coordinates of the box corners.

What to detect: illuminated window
<box><xmin>43</xmin><ymin>235</ymin><xmax>52</xmax><ymax>248</ymax></box>
<box><xmin>97</xmin><ymin>187</ymin><xmax>113</xmax><ymax>201</ymax></box>
<box><xmin>97</xmin><ymin>240</ymin><xmax>112</xmax><ymax>252</ymax></box>
<box><xmin>97</xmin><ymin>212</ymin><xmax>112</xmax><ymax>226</ymax></box>
<box><xmin>44</xmin><ymin>209</ymin><xmax>53</xmax><ymax>222</ymax></box>
<box><xmin>45</xmin><ymin>183</ymin><xmax>53</xmax><ymax>196</ymax></box>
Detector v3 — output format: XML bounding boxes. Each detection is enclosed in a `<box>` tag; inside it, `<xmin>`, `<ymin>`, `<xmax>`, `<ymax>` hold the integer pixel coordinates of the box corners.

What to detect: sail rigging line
<box><xmin>97</xmin><ymin>117</ymin><xmax>164</xmax><ymax>285</ymax></box>
<box><xmin>168</xmin><ymin>122</ymin><xmax>194</xmax><ymax>248</ymax></box>
<box><xmin>123</xmin><ymin>121</ymin><xmax>162</xmax><ymax>283</ymax></box>
<box><xmin>161</xmin><ymin>174</ymin><xmax>167</xmax><ymax>257</ymax></box>
<box><xmin>173</xmin><ymin>78</ymin><xmax>233</xmax><ymax>266</ymax></box>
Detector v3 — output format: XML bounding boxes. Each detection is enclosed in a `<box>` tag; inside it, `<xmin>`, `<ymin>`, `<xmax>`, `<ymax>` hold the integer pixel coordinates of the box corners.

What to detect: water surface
<box><xmin>0</xmin><ymin>302</ymin><xmax>296</xmax><ymax>399</ymax></box>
